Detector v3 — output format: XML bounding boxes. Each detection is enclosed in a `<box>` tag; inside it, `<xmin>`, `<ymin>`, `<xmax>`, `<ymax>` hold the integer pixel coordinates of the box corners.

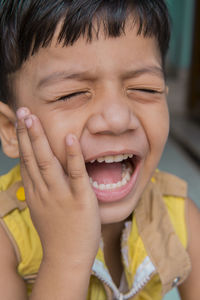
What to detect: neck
<box><xmin>102</xmin><ymin>221</ymin><xmax>123</xmax><ymax>241</ymax></box>
<box><xmin>101</xmin><ymin>221</ymin><xmax>125</xmax><ymax>287</ymax></box>
<box><xmin>101</xmin><ymin>213</ymin><xmax>132</xmax><ymax>245</ymax></box>
<box><xmin>101</xmin><ymin>214</ymin><xmax>133</xmax><ymax>286</ymax></box>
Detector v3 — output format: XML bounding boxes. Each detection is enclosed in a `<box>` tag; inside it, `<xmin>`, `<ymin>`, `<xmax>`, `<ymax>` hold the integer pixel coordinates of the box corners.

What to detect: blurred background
<box><xmin>161</xmin><ymin>0</ymin><xmax>200</xmax><ymax>209</ymax></box>
<box><xmin>162</xmin><ymin>0</ymin><xmax>200</xmax><ymax>299</ymax></box>
<box><xmin>0</xmin><ymin>1</ymin><xmax>199</xmax><ymax>299</ymax></box>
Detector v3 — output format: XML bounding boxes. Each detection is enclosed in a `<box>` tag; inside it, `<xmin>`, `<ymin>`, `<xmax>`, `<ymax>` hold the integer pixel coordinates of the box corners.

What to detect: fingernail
<box><xmin>16</xmin><ymin>108</ymin><xmax>29</xmax><ymax>120</ymax></box>
<box><xmin>66</xmin><ymin>134</ymin><xmax>76</xmax><ymax>146</ymax></box>
<box><xmin>24</xmin><ymin>117</ymin><xmax>33</xmax><ymax>128</ymax></box>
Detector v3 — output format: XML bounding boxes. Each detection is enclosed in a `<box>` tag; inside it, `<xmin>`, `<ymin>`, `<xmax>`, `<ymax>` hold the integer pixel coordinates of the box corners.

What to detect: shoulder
<box><xmin>0</xmin><ymin>165</ymin><xmax>23</xmax><ymax>269</ymax></box>
<box><xmin>0</xmin><ymin>165</ymin><xmax>26</xmax><ymax>221</ymax></box>
<box><xmin>0</xmin><ymin>165</ymin><xmax>21</xmax><ymax>191</ymax></box>
<box><xmin>0</xmin><ymin>220</ymin><xmax>17</xmax><ymax>267</ymax></box>
<box><xmin>0</xmin><ymin>221</ymin><xmax>27</xmax><ymax>299</ymax></box>
<box><xmin>135</xmin><ymin>171</ymin><xmax>191</xmax><ymax>295</ymax></box>
<box><xmin>151</xmin><ymin>170</ymin><xmax>188</xmax><ymax>246</ymax></box>
<box><xmin>178</xmin><ymin>198</ymin><xmax>200</xmax><ymax>300</ymax></box>
<box><xmin>185</xmin><ymin>198</ymin><xmax>200</xmax><ymax>251</ymax></box>
<box><xmin>152</xmin><ymin>170</ymin><xmax>187</xmax><ymax>197</ymax></box>
<box><xmin>0</xmin><ymin>166</ymin><xmax>37</xmax><ymax>298</ymax></box>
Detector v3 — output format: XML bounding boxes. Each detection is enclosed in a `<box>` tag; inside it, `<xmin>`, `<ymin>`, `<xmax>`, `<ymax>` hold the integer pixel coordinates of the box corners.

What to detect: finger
<box><xmin>66</xmin><ymin>134</ymin><xmax>90</xmax><ymax>195</ymax></box>
<box><xmin>16</xmin><ymin>109</ymin><xmax>45</xmax><ymax>190</ymax></box>
<box><xmin>24</xmin><ymin>114</ymin><xmax>67</xmax><ymax>188</ymax></box>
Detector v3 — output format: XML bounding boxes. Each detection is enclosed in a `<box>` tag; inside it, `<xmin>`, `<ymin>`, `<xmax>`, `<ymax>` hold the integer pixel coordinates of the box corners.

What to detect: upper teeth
<box><xmin>90</xmin><ymin>154</ymin><xmax>133</xmax><ymax>163</ymax></box>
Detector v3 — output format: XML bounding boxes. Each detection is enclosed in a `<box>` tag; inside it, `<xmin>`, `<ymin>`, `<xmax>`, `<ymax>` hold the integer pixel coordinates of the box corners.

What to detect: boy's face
<box><xmin>12</xmin><ymin>25</ymin><xmax>169</xmax><ymax>224</ymax></box>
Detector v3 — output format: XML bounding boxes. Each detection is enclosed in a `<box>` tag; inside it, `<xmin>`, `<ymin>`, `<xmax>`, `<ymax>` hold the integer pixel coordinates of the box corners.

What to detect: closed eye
<box><xmin>57</xmin><ymin>91</ymin><xmax>87</xmax><ymax>101</ymax></box>
<box><xmin>132</xmin><ymin>88</ymin><xmax>162</xmax><ymax>94</ymax></box>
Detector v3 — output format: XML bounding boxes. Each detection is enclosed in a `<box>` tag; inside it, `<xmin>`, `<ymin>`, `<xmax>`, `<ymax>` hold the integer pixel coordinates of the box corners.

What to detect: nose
<box><xmin>87</xmin><ymin>93</ymin><xmax>140</xmax><ymax>135</ymax></box>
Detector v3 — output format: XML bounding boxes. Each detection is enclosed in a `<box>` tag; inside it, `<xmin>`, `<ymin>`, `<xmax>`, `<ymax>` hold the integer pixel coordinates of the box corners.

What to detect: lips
<box><xmin>85</xmin><ymin>153</ymin><xmax>141</xmax><ymax>203</ymax></box>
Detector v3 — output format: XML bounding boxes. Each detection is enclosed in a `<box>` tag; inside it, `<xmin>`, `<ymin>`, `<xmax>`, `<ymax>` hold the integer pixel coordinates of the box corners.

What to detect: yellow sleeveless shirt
<box><xmin>0</xmin><ymin>165</ymin><xmax>191</xmax><ymax>299</ymax></box>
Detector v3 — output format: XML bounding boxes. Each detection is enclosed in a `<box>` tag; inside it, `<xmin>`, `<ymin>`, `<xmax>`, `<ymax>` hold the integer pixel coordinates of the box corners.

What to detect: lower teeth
<box><xmin>90</xmin><ymin>161</ymin><xmax>133</xmax><ymax>190</ymax></box>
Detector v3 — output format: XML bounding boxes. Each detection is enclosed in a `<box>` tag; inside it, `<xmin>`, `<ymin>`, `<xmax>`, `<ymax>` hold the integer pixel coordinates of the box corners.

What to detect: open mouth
<box><xmin>86</xmin><ymin>153</ymin><xmax>141</xmax><ymax>202</ymax></box>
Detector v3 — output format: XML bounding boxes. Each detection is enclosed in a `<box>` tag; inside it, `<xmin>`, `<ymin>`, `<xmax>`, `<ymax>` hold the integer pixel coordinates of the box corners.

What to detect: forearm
<box><xmin>15</xmin><ymin>111</ymin><xmax>100</xmax><ymax>300</ymax></box>
<box><xmin>30</xmin><ymin>257</ymin><xmax>92</xmax><ymax>300</ymax></box>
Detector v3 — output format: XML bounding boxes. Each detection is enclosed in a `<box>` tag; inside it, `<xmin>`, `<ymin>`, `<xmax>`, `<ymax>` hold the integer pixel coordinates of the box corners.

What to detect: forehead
<box><xmin>15</xmin><ymin>24</ymin><xmax>163</xmax><ymax>88</ymax></box>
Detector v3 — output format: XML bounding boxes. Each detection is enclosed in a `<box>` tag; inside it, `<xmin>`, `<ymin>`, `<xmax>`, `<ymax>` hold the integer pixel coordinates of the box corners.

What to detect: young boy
<box><xmin>0</xmin><ymin>0</ymin><xmax>199</xmax><ymax>299</ymax></box>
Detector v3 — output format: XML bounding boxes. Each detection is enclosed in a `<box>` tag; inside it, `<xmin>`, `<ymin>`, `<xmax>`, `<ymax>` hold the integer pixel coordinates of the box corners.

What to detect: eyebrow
<box><xmin>37</xmin><ymin>66</ymin><xmax>164</xmax><ymax>89</ymax></box>
<box><xmin>37</xmin><ymin>71</ymin><xmax>92</xmax><ymax>88</ymax></box>
<box><xmin>122</xmin><ymin>66</ymin><xmax>164</xmax><ymax>80</ymax></box>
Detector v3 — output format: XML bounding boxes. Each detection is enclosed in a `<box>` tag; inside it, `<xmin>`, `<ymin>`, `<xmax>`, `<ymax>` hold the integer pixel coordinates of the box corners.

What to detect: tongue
<box><xmin>86</xmin><ymin>162</ymin><xmax>122</xmax><ymax>184</ymax></box>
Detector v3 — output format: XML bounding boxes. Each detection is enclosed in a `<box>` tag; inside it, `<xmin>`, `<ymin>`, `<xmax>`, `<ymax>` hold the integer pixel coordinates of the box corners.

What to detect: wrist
<box><xmin>42</xmin><ymin>251</ymin><xmax>95</xmax><ymax>274</ymax></box>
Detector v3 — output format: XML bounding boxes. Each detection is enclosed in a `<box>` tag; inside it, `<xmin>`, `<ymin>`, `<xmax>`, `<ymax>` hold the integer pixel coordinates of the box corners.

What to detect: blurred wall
<box><xmin>166</xmin><ymin>0</ymin><xmax>195</xmax><ymax>71</ymax></box>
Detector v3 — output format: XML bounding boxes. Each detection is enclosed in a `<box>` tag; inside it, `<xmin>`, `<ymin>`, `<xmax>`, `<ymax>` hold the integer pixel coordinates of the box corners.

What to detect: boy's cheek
<box><xmin>152</xmin><ymin>102</ymin><xmax>169</xmax><ymax>137</ymax></box>
<box><xmin>144</xmin><ymin>110</ymin><xmax>169</xmax><ymax>156</ymax></box>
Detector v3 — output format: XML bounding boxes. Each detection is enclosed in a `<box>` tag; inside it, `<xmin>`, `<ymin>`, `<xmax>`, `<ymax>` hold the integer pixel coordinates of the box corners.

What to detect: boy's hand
<box><xmin>16</xmin><ymin>107</ymin><xmax>101</xmax><ymax>268</ymax></box>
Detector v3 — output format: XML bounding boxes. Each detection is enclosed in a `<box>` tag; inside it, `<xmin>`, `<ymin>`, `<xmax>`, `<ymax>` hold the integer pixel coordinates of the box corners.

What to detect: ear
<box><xmin>0</xmin><ymin>101</ymin><xmax>19</xmax><ymax>158</ymax></box>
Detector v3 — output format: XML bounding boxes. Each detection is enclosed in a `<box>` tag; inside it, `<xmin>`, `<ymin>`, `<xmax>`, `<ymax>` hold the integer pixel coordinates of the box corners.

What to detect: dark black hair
<box><xmin>0</xmin><ymin>0</ymin><xmax>170</xmax><ymax>105</ymax></box>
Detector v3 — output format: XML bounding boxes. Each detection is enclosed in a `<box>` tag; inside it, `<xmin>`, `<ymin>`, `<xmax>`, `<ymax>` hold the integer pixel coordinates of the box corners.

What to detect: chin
<box><xmin>99</xmin><ymin>190</ymin><xmax>141</xmax><ymax>225</ymax></box>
